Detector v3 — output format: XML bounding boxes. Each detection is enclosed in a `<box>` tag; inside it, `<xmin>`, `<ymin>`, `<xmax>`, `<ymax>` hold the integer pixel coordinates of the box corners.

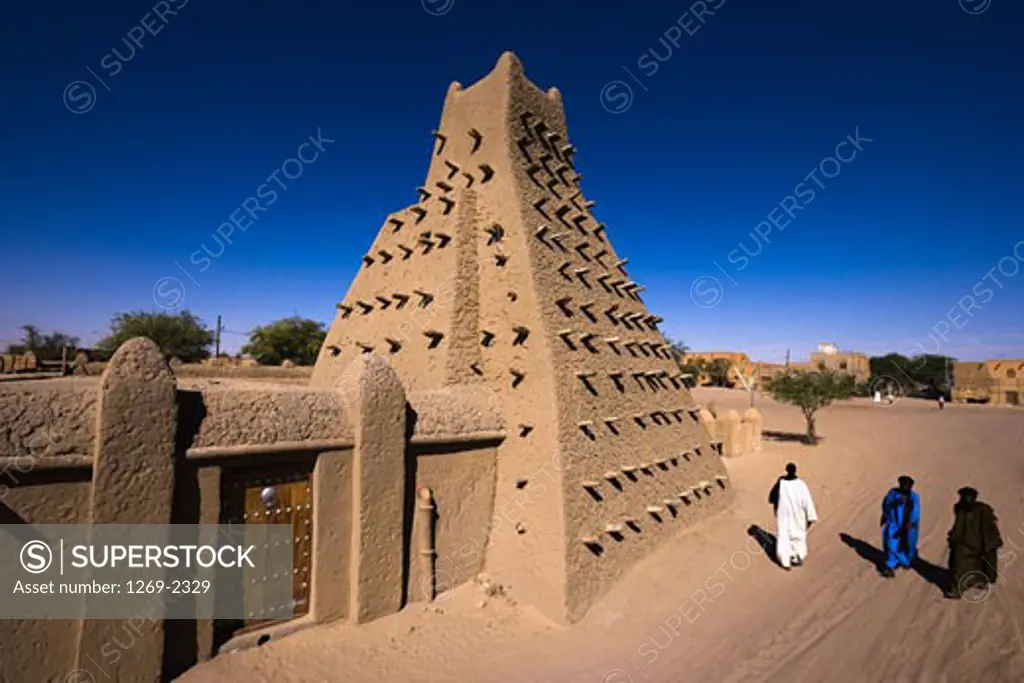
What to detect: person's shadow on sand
<box><xmin>839</xmin><ymin>533</ymin><xmax>950</xmax><ymax>594</ymax></box>
<box><xmin>747</xmin><ymin>525</ymin><xmax>781</xmax><ymax>567</ymax></box>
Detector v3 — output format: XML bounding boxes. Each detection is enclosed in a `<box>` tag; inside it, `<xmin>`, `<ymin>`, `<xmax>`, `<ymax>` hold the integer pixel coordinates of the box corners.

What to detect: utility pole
<box><xmin>215</xmin><ymin>315</ymin><xmax>222</xmax><ymax>359</ymax></box>
<box><xmin>785</xmin><ymin>348</ymin><xmax>790</xmax><ymax>367</ymax></box>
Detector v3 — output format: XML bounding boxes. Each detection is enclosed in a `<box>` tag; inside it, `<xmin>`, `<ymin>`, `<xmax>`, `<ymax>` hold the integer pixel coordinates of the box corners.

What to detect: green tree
<box><xmin>905</xmin><ymin>354</ymin><xmax>955</xmax><ymax>395</ymax></box>
<box><xmin>869</xmin><ymin>353</ymin><xmax>956</xmax><ymax>397</ymax></box>
<box><xmin>9</xmin><ymin>325</ymin><xmax>80</xmax><ymax>361</ymax></box>
<box><xmin>242</xmin><ymin>317</ymin><xmax>327</xmax><ymax>366</ymax></box>
<box><xmin>766</xmin><ymin>369</ymin><xmax>855</xmax><ymax>445</ymax></box>
<box><xmin>96</xmin><ymin>311</ymin><xmax>214</xmax><ymax>363</ymax></box>
<box><xmin>704</xmin><ymin>358</ymin><xmax>735</xmax><ymax>388</ymax></box>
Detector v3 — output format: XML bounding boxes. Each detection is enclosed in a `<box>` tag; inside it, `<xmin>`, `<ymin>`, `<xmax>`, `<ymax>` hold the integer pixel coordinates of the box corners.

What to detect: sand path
<box><xmin>180</xmin><ymin>390</ymin><xmax>1024</xmax><ymax>683</ymax></box>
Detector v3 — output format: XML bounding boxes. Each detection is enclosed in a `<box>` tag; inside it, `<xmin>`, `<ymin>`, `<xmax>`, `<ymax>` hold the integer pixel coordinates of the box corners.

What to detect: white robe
<box><xmin>775</xmin><ymin>478</ymin><xmax>818</xmax><ymax>568</ymax></box>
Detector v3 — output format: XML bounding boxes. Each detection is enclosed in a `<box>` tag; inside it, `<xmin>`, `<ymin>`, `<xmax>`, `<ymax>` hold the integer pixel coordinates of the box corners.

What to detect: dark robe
<box><xmin>948</xmin><ymin>500</ymin><xmax>1003</xmax><ymax>592</ymax></box>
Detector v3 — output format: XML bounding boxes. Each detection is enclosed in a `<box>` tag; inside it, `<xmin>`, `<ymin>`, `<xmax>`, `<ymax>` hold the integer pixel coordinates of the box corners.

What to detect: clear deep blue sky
<box><xmin>2</xmin><ymin>0</ymin><xmax>1022</xmax><ymax>361</ymax></box>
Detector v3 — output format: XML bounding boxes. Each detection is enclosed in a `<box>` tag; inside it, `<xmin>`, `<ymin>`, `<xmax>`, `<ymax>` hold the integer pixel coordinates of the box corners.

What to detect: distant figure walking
<box><xmin>769</xmin><ymin>463</ymin><xmax>818</xmax><ymax>570</ymax></box>
<box><xmin>946</xmin><ymin>487</ymin><xmax>1003</xmax><ymax>599</ymax></box>
<box><xmin>938</xmin><ymin>395</ymin><xmax>945</xmax><ymax>410</ymax></box>
<box><xmin>874</xmin><ymin>390</ymin><xmax>882</xmax><ymax>404</ymax></box>
<box><xmin>880</xmin><ymin>475</ymin><xmax>920</xmax><ymax>577</ymax></box>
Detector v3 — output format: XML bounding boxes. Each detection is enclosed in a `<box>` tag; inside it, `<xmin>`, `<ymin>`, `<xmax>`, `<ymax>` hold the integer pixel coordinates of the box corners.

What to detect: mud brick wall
<box><xmin>0</xmin><ymin>339</ymin><xmax>505</xmax><ymax>683</ymax></box>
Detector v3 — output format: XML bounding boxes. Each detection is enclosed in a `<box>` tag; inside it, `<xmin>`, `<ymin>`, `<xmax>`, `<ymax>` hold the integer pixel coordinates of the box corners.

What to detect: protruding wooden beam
<box><xmin>424</xmin><ymin>330</ymin><xmax>444</xmax><ymax>348</ymax></box>
<box><xmin>545</xmin><ymin>177</ymin><xmax>562</xmax><ymax>198</ymax></box>
<box><xmin>555</xmin><ymin>204</ymin><xmax>572</xmax><ymax>223</ymax></box>
<box><xmin>385</xmin><ymin>338</ymin><xmax>402</xmax><ymax>353</ymax></box>
<box><xmin>534</xmin><ymin>197</ymin><xmax>550</xmax><ymax>219</ymax></box>
<box><xmin>516</xmin><ymin>135</ymin><xmax>535</xmax><ymax>163</ymax></box>
<box><xmin>336</xmin><ymin>303</ymin><xmax>353</xmax><ymax>318</ymax></box>
<box><xmin>468</xmin><ymin>128</ymin><xmax>483</xmax><ymax>153</ymax></box>
<box><xmin>414</xmin><ymin>289</ymin><xmax>435</xmax><ymax>307</ymax></box>
<box><xmin>409</xmin><ymin>206</ymin><xmax>427</xmax><ymax>223</ymax></box>
<box><xmin>418</xmin><ymin>233</ymin><xmax>436</xmax><ymax>254</ymax></box>
<box><xmin>526</xmin><ymin>164</ymin><xmax>545</xmax><ymax>187</ymax></box>
<box><xmin>482</xmin><ymin>224</ymin><xmax>503</xmax><ymax>246</ymax></box>
<box><xmin>534</xmin><ymin>224</ymin><xmax>551</xmax><ymax>245</ymax></box>
<box><xmin>431</xmin><ymin>130</ymin><xmax>446</xmax><ymax>154</ymax></box>
<box><xmin>572</xmin><ymin>214</ymin><xmax>589</xmax><ymax>234</ymax></box>
<box><xmin>513</xmin><ymin>326</ymin><xmax>529</xmax><ymax>346</ymax></box>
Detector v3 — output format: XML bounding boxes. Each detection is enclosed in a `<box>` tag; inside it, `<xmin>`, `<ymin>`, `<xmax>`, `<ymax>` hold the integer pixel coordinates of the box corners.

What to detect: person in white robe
<box><xmin>768</xmin><ymin>463</ymin><xmax>818</xmax><ymax>569</ymax></box>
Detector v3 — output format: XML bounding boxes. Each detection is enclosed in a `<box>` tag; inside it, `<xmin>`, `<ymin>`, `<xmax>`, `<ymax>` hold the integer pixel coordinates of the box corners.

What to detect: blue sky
<box><xmin>1</xmin><ymin>0</ymin><xmax>1022</xmax><ymax>361</ymax></box>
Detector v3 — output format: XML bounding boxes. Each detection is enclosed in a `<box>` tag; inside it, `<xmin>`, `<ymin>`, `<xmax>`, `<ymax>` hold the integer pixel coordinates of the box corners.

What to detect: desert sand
<box><xmin>180</xmin><ymin>389</ymin><xmax>1024</xmax><ymax>683</ymax></box>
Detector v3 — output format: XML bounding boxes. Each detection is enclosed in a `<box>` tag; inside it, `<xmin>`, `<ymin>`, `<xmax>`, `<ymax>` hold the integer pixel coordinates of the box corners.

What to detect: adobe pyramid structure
<box><xmin>310</xmin><ymin>52</ymin><xmax>733</xmax><ymax>623</ymax></box>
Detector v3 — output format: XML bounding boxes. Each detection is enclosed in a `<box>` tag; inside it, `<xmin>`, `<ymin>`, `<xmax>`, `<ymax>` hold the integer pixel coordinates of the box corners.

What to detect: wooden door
<box><xmin>217</xmin><ymin>462</ymin><xmax>314</xmax><ymax>639</ymax></box>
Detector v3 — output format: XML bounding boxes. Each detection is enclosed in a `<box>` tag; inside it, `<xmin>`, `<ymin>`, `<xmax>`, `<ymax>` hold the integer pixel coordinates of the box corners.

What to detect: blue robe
<box><xmin>882</xmin><ymin>488</ymin><xmax>920</xmax><ymax>568</ymax></box>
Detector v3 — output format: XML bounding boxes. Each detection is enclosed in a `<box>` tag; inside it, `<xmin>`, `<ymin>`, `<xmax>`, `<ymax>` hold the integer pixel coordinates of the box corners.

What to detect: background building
<box><xmin>953</xmin><ymin>359</ymin><xmax>1024</xmax><ymax>405</ymax></box>
<box><xmin>809</xmin><ymin>342</ymin><xmax>871</xmax><ymax>385</ymax></box>
<box><xmin>683</xmin><ymin>343</ymin><xmax>870</xmax><ymax>389</ymax></box>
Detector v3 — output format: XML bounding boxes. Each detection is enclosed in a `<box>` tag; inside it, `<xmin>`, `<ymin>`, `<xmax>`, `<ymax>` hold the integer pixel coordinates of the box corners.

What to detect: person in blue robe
<box><xmin>880</xmin><ymin>475</ymin><xmax>920</xmax><ymax>577</ymax></box>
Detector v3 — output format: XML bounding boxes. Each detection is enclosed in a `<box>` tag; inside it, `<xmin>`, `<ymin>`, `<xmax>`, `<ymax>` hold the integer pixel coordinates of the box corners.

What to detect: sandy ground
<box><xmin>178</xmin><ymin>388</ymin><xmax>1024</xmax><ymax>683</ymax></box>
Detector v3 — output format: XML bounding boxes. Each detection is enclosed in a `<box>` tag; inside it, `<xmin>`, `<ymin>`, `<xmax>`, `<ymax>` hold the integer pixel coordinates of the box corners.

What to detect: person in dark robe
<box><xmin>945</xmin><ymin>487</ymin><xmax>1003</xmax><ymax>599</ymax></box>
<box><xmin>880</xmin><ymin>475</ymin><xmax>920</xmax><ymax>577</ymax></box>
